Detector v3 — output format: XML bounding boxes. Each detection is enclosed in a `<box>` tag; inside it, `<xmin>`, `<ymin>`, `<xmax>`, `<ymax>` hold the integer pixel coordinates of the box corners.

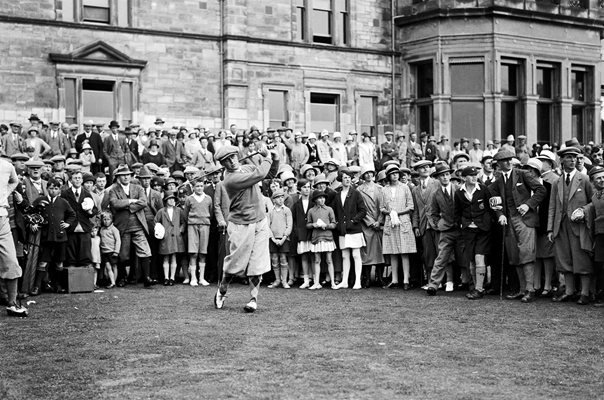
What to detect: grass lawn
<box><xmin>0</xmin><ymin>284</ymin><xmax>602</xmax><ymax>400</ymax></box>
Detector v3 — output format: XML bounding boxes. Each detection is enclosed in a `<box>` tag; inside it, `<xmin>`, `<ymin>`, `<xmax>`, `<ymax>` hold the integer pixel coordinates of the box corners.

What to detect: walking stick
<box><xmin>499</xmin><ymin>223</ymin><xmax>506</xmax><ymax>301</ymax></box>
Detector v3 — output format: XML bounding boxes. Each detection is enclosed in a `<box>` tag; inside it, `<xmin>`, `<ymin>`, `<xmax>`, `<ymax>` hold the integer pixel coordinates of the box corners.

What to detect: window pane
<box><xmin>65</xmin><ymin>78</ymin><xmax>77</xmax><ymax>123</ymax></box>
<box><xmin>314</xmin><ymin>0</ymin><xmax>331</xmax><ymax>10</ymax></box>
<box><xmin>83</xmin><ymin>80</ymin><xmax>114</xmax><ymax>123</ymax></box>
<box><xmin>536</xmin><ymin>103</ymin><xmax>551</xmax><ymax>144</ymax></box>
<box><xmin>340</xmin><ymin>12</ymin><xmax>348</xmax><ymax>45</ymax></box>
<box><xmin>335</xmin><ymin>0</ymin><xmax>347</xmax><ymax>10</ymax></box>
<box><xmin>451</xmin><ymin>101</ymin><xmax>484</xmax><ymax>142</ymax></box>
<box><xmin>121</xmin><ymin>82</ymin><xmax>133</xmax><ymax>127</ymax></box>
<box><xmin>450</xmin><ymin>63</ymin><xmax>483</xmax><ymax>95</ymax></box>
<box><xmin>417</xmin><ymin>62</ymin><xmax>433</xmax><ymax>98</ymax></box>
<box><xmin>537</xmin><ymin>68</ymin><xmax>552</xmax><ymax>99</ymax></box>
<box><xmin>418</xmin><ymin>105</ymin><xmax>432</xmax><ymax>135</ymax></box>
<box><xmin>296</xmin><ymin>7</ymin><xmax>305</xmax><ymax>40</ymax></box>
<box><xmin>501</xmin><ymin>64</ymin><xmax>517</xmax><ymax>96</ymax></box>
<box><xmin>310</xmin><ymin>93</ymin><xmax>338</xmax><ymax>133</ymax></box>
<box><xmin>572</xmin><ymin>106</ymin><xmax>584</xmax><ymax>141</ymax></box>
<box><xmin>571</xmin><ymin>71</ymin><xmax>585</xmax><ymax>101</ymax></box>
<box><xmin>312</xmin><ymin>9</ymin><xmax>331</xmax><ymax>37</ymax></box>
<box><xmin>359</xmin><ymin>97</ymin><xmax>375</xmax><ymax>126</ymax></box>
<box><xmin>84</xmin><ymin>0</ymin><xmax>109</xmax><ymax>6</ymax></box>
<box><xmin>268</xmin><ymin>90</ymin><xmax>287</xmax><ymax>128</ymax></box>
<box><xmin>501</xmin><ymin>101</ymin><xmax>516</xmax><ymax>138</ymax></box>
<box><xmin>117</xmin><ymin>0</ymin><xmax>129</xmax><ymax>26</ymax></box>
<box><xmin>83</xmin><ymin>6</ymin><xmax>110</xmax><ymax>22</ymax></box>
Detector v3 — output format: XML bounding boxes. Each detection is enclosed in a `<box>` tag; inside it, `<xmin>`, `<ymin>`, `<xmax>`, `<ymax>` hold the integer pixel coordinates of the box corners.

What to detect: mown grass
<box><xmin>1</xmin><ymin>284</ymin><xmax>602</xmax><ymax>400</ymax></box>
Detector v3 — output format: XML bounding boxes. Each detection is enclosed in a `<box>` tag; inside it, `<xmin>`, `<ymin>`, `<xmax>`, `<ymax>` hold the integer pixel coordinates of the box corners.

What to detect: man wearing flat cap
<box><xmin>1</xmin><ymin>123</ymin><xmax>24</xmax><ymax>156</ymax></box>
<box><xmin>47</xmin><ymin>121</ymin><xmax>68</xmax><ymax>157</ymax></box>
<box><xmin>103</xmin><ymin>121</ymin><xmax>128</xmax><ymax>177</ymax></box>
<box><xmin>548</xmin><ymin>146</ymin><xmax>593</xmax><ymax>305</ymax></box>
<box><xmin>106</xmin><ymin>165</ymin><xmax>155</xmax><ymax>287</ymax></box>
<box><xmin>488</xmin><ymin>148</ymin><xmax>546</xmax><ymax>303</ymax></box>
<box><xmin>213</xmin><ymin>143</ymin><xmax>279</xmax><ymax>313</ymax></box>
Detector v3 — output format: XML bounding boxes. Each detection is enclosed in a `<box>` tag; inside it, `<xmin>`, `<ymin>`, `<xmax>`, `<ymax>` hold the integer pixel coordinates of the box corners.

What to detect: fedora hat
<box><xmin>136</xmin><ymin>166</ymin><xmax>154</xmax><ymax>179</ymax></box>
<box><xmin>557</xmin><ymin>146</ymin><xmax>581</xmax><ymax>157</ymax></box>
<box><xmin>313</xmin><ymin>174</ymin><xmax>330</xmax><ymax>187</ymax></box>
<box><xmin>431</xmin><ymin>164</ymin><xmax>452</xmax><ymax>177</ymax></box>
<box><xmin>113</xmin><ymin>164</ymin><xmax>133</xmax><ymax>176</ymax></box>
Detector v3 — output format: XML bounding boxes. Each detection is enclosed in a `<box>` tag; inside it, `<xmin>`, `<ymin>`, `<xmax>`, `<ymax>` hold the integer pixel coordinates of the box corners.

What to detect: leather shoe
<box><xmin>56</xmin><ymin>286</ymin><xmax>67</xmax><ymax>294</ymax></box>
<box><xmin>552</xmin><ymin>293</ymin><xmax>572</xmax><ymax>302</ymax></box>
<box><xmin>505</xmin><ymin>291</ymin><xmax>524</xmax><ymax>300</ymax></box>
<box><xmin>576</xmin><ymin>295</ymin><xmax>590</xmax><ymax>305</ymax></box>
<box><xmin>466</xmin><ymin>289</ymin><xmax>484</xmax><ymax>300</ymax></box>
<box><xmin>116</xmin><ymin>280</ymin><xmax>126</xmax><ymax>288</ymax></box>
<box><xmin>384</xmin><ymin>282</ymin><xmax>400</xmax><ymax>289</ymax></box>
<box><xmin>30</xmin><ymin>287</ymin><xmax>40</xmax><ymax>296</ymax></box>
<box><xmin>42</xmin><ymin>282</ymin><xmax>54</xmax><ymax>292</ymax></box>
<box><xmin>143</xmin><ymin>278</ymin><xmax>154</xmax><ymax>288</ymax></box>
<box><xmin>521</xmin><ymin>291</ymin><xmax>536</xmax><ymax>303</ymax></box>
<box><xmin>403</xmin><ymin>283</ymin><xmax>410</xmax><ymax>290</ymax></box>
<box><xmin>426</xmin><ymin>287</ymin><xmax>437</xmax><ymax>296</ymax></box>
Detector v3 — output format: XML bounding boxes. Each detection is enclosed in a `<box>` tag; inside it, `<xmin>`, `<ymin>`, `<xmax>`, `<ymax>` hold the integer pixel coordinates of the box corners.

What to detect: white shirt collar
<box><xmin>566</xmin><ymin>169</ymin><xmax>577</xmax><ymax>181</ymax></box>
<box><xmin>461</xmin><ymin>183</ymin><xmax>480</xmax><ymax>193</ymax></box>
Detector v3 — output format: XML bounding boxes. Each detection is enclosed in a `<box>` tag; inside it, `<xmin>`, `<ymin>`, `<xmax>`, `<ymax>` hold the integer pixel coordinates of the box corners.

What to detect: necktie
<box><xmin>565</xmin><ymin>173</ymin><xmax>570</xmax><ymax>186</ymax></box>
<box><xmin>75</xmin><ymin>189</ymin><xmax>79</xmax><ymax>199</ymax></box>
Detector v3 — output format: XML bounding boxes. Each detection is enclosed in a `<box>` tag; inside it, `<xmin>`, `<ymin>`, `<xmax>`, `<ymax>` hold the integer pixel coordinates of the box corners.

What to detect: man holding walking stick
<box><xmin>488</xmin><ymin>149</ymin><xmax>546</xmax><ymax>303</ymax></box>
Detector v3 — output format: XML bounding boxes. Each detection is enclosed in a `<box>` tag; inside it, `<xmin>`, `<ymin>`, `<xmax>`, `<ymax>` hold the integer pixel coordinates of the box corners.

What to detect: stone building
<box><xmin>0</xmin><ymin>0</ymin><xmax>603</xmax><ymax>144</ymax></box>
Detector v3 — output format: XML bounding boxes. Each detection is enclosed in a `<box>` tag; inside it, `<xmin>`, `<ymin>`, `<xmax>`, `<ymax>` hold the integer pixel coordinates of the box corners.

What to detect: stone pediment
<box><xmin>49</xmin><ymin>41</ymin><xmax>147</xmax><ymax>69</ymax></box>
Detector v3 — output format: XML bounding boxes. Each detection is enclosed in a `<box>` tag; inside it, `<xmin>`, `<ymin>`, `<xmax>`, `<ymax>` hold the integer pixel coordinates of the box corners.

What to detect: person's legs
<box><xmin>198</xmin><ymin>254</ymin><xmax>208</xmax><ymax>286</ymax></box>
<box><xmin>474</xmin><ymin>254</ymin><xmax>486</xmax><ymax>292</ymax></box>
<box><xmin>105</xmin><ymin>261</ymin><xmax>116</xmax><ymax>286</ymax></box>
<box><xmin>163</xmin><ymin>255</ymin><xmax>170</xmax><ymax>284</ymax></box>
<box><xmin>325</xmin><ymin>252</ymin><xmax>335</xmax><ymax>288</ymax></box>
<box><xmin>279</xmin><ymin>253</ymin><xmax>289</xmax><ymax>288</ymax></box>
<box><xmin>269</xmin><ymin>253</ymin><xmax>280</xmax><ymax>288</ymax></box>
<box><xmin>401</xmin><ymin>254</ymin><xmax>410</xmax><ymax>287</ymax></box>
<box><xmin>169</xmin><ymin>254</ymin><xmax>177</xmax><ymax>281</ymax></box>
<box><xmin>310</xmin><ymin>253</ymin><xmax>322</xmax><ymax>290</ymax></box>
<box><xmin>427</xmin><ymin>230</ymin><xmax>457</xmax><ymax>293</ymax></box>
<box><xmin>336</xmin><ymin>248</ymin><xmax>351</xmax><ymax>289</ymax></box>
<box><xmin>189</xmin><ymin>253</ymin><xmax>198</xmax><ymax>286</ymax></box>
<box><xmin>300</xmin><ymin>253</ymin><xmax>311</xmax><ymax>289</ymax></box>
<box><xmin>389</xmin><ymin>254</ymin><xmax>400</xmax><ymax>286</ymax></box>
<box><xmin>352</xmin><ymin>248</ymin><xmax>363</xmax><ymax>289</ymax></box>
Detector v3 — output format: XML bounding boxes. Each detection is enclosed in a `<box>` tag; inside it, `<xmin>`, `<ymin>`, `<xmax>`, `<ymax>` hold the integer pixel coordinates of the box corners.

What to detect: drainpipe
<box><xmin>391</xmin><ymin>0</ymin><xmax>396</xmax><ymax>132</ymax></box>
<box><xmin>220</xmin><ymin>0</ymin><xmax>225</xmax><ymax>127</ymax></box>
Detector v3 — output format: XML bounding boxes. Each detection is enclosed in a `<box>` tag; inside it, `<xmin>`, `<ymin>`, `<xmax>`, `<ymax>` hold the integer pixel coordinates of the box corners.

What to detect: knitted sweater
<box><xmin>306</xmin><ymin>204</ymin><xmax>336</xmax><ymax>244</ymax></box>
<box><xmin>100</xmin><ymin>224</ymin><xmax>121</xmax><ymax>254</ymax></box>
<box><xmin>184</xmin><ymin>193</ymin><xmax>213</xmax><ymax>225</ymax></box>
<box><xmin>268</xmin><ymin>205</ymin><xmax>292</xmax><ymax>239</ymax></box>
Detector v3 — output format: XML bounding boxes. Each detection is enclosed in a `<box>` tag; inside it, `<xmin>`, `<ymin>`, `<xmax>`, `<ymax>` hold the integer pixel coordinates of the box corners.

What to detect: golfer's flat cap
<box><xmin>214</xmin><ymin>145</ymin><xmax>239</xmax><ymax>161</ymax></box>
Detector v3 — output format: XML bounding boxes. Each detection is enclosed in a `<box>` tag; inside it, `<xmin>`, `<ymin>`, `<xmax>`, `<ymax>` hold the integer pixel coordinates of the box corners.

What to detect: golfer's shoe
<box><xmin>6</xmin><ymin>303</ymin><xmax>28</xmax><ymax>317</ymax></box>
<box><xmin>214</xmin><ymin>289</ymin><xmax>227</xmax><ymax>309</ymax></box>
<box><xmin>243</xmin><ymin>299</ymin><xmax>257</xmax><ymax>313</ymax></box>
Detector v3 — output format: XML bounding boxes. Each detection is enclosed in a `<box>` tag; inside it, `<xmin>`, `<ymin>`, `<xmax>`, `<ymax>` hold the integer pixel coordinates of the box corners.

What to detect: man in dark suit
<box><xmin>75</xmin><ymin>120</ymin><xmax>103</xmax><ymax>173</ymax></box>
<box><xmin>137</xmin><ymin>166</ymin><xmax>163</xmax><ymax>281</ymax></box>
<box><xmin>489</xmin><ymin>148</ymin><xmax>546</xmax><ymax>303</ymax></box>
<box><xmin>103</xmin><ymin>121</ymin><xmax>127</xmax><ymax>177</ymax></box>
<box><xmin>107</xmin><ymin>165</ymin><xmax>154</xmax><ymax>287</ymax></box>
<box><xmin>455</xmin><ymin>166</ymin><xmax>493</xmax><ymax>299</ymax></box>
<box><xmin>124</xmin><ymin>128</ymin><xmax>139</xmax><ymax>165</ymax></box>
<box><xmin>426</xmin><ymin>164</ymin><xmax>458</xmax><ymax>295</ymax></box>
<box><xmin>203</xmin><ymin>165</ymin><xmax>223</xmax><ymax>283</ymax></box>
<box><xmin>61</xmin><ymin>169</ymin><xmax>98</xmax><ymax>269</ymax></box>
<box><xmin>161</xmin><ymin>130</ymin><xmax>180</xmax><ymax>172</ymax></box>
<box><xmin>548</xmin><ymin>146</ymin><xmax>593</xmax><ymax>305</ymax></box>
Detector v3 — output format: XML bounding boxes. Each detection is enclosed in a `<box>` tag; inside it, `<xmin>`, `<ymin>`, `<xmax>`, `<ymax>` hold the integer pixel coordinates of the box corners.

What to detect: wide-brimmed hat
<box><xmin>360</xmin><ymin>165</ymin><xmax>375</xmax><ymax>178</ymax></box>
<box><xmin>136</xmin><ymin>166</ymin><xmax>154</xmax><ymax>179</ymax></box>
<box><xmin>557</xmin><ymin>146</ymin><xmax>581</xmax><ymax>158</ymax></box>
<box><xmin>131</xmin><ymin>162</ymin><xmax>143</xmax><ymax>169</ymax></box>
<box><xmin>536</xmin><ymin>150</ymin><xmax>556</xmax><ymax>167</ymax></box>
<box><xmin>311</xmin><ymin>190</ymin><xmax>327</xmax><ymax>201</ymax></box>
<box><xmin>461</xmin><ymin>166</ymin><xmax>479</xmax><ymax>177</ymax></box>
<box><xmin>376</xmin><ymin>170</ymin><xmax>387</xmax><ymax>182</ymax></box>
<box><xmin>144</xmin><ymin>162</ymin><xmax>159</xmax><ymax>173</ymax></box>
<box><xmin>9</xmin><ymin>122</ymin><xmax>22</xmax><ymax>128</ymax></box>
<box><xmin>313</xmin><ymin>174</ymin><xmax>330</xmax><ymax>187</ymax></box>
<box><xmin>431</xmin><ymin>164</ymin><xmax>452</xmax><ymax>177</ymax></box>
<box><xmin>81</xmin><ymin>143</ymin><xmax>92</xmax><ymax>151</ymax></box>
<box><xmin>11</xmin><ymin>153</ymin><xmax>29</xmax><ymax>161</ymax></box>
<box><xmin>324</xmin><ymin>158</ymin><xmax>340</xmax><ymax>168</ymax></box>
<box><xmin>163</xmin><ymin>190</ymin><xmax>177</xmax><ymax>202</ymax></box>
<box><xmin>300</xmin><ymin>164</ymin><xmax>318</xmax><ymax>178</ymax></box>
<box><xmin>113</xmin><ymin>164</ymin><xmax>133</xmax><ymax>176</ymax></box>
<box><xmin>522</xmin><ymin>158</ymin><xmax>543</xmax><ymax>174</ymax></box>
<box><xmin>280</xmin><ymin>171</ymin><xmax>297</xmax><ymax>184</ymax></box>
<box><xmin>382</xmin><ymin>160</ymin><xmax>401</xmax><ymax>169</ymax></box>
<box><xmin>385</xmin><ymin>164</ymin><xmax>400</xmax><ymax>177</ymax></box>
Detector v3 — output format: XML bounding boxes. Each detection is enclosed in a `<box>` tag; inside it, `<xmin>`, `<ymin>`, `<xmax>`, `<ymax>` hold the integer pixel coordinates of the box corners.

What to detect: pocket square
<box><xmin>516</xmin><ymin>183</ymin><xmax>522</xmax><ymax>186</ymax></box>
<box><xmin>577</xmin><ymin>188</ymin><xmax>582</xmax><ymax>192</ymax></box>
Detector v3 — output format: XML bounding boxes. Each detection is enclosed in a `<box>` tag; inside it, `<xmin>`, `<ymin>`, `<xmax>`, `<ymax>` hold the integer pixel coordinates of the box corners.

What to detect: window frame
<box><xmin>500</xmin><ymin>58</ymin><xmax>525</xmax><ymax>141</ymax></box>
<box><xmin>448</xmin><ymin>58</ymin><xmax>486</xmax><ymax>143</ymax></box>
<box><xmin>309</xmin><ymin>92</ymin><xmax>341</xmax><ymax>133</ymax></box>
<box><xmin>570</xmin><ymin>65</ymin><xmax>594</xmax><ymax>143</ymax></box>
<box><xmin>65</xmin><ymin>0</ymin><xmax>131</xmax><ymax>27</ymax></box>
<box><xmin>294</xmin><ymin>0</ymin><xmax>350</xmax><ymax>46</ymax></box>
<box><xmin>535</xmin><ymin>61</ymin><xmax>561</xmax><ymax>145</ymax></box>
<box><xmin>358</xmin><ymin>95</ymin><xmax>378</xmax><ymax>137</ymax></box>
<box><xmin>411</xmin><ymin>60</ymin><xmax>434</xmax><ymax>136</ymax></box>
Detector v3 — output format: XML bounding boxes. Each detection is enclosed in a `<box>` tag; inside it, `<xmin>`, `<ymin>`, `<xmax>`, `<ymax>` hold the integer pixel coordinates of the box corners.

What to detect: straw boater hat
<box><xmin>412</xmin><ymin>160</ymin><xmax>432</xmax><ymax>170</ymax></box>
<box><xmin>536</xmin><ymin>150</ymin><xmax>557</xmax><ymax>168</ymax></box>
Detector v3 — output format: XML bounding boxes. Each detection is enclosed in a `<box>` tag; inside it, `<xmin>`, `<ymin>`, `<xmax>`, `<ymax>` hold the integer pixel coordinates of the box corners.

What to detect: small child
<box><xmin>90</xmin><ymin>225</ymin><xmax>101</xmax><ymax>289</ymax></box>
<box><xmin>267</xmin><ymin>189</ymin><xmax>292</xmax><ymax>289</ymax></box>
<box><xmin>183</xmin><ymin>181</ymin><xmax>213</xmax><ymax>287</ymax></box>
<box><xmin>79</xmin><ymin>143</ymin><xmax>96</xmax><ymax>173</ymax></box>
<box><xmin>99</xmin><ymin>211</ymin><xmax>120</xmax><ymax>288</ymax></box>
<box><xmin>154</xmin><ymin>190</ymin><xmax>186</xmax><ymax>286</ymax></box>
<box><xmin>306</xmin><ymin>190</ymin><xmax>337</xmax><ymax>290</ymax></box>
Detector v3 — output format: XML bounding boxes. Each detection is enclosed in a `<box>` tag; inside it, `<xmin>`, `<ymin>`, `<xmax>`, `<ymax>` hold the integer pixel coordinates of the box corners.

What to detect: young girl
<box><xmin>291</xmin><ymin>179</ymin><xmax>313</xmax><ymax>288</ymax></box>
<box><xmin>306</xmin><ymin>190</ymin><xmax>337</xmax><ymax>290</ymax></box>
<box><xmin>90</xmin><ymin>225</ymin><xmax>101</xmax><ymax>289</ymax></box>
<box><xmin>154</xmin><ymin>190</ymin><xmax>186</xmax><ymax>286</ymax></box>
<box><xmin>267</xmin><ymin>189</ymin><xmax>292</xmax><ymax>289</ymax></box>
<box><xmin>183</xmin><ymin>181</ymin><xmax>213</xmax><ymax>287</ymax></box>
<box><xmin>99</xmin><ymin>211</ymin><xmax>120</xmax><ymax>289</ymax></box>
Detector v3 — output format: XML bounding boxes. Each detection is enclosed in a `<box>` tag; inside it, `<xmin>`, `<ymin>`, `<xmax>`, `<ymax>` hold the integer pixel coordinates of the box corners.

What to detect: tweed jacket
<box><xmin>332</xmin><ymin>186</ymin><xmax>367</xmax><ymax>236</ymax></box>
<box><xmin>141</xmin><ymin>186</ymin><xmax>163</xmax><ymax>222</ymax></box>
<box><xmin>548</xmin><ymin>171</ymin><xmax>593</xmax><ymax>238</ymax></box>
<box><xmin>1</xmin><ymin>133</ymin><xmax>24</xmax><ymax>156</ymax></box>
<box><xmin>46</xmin><ymin>130</ymin><xmax>69</xmax><ymax>157</ymax></box>
<box><xmin>61</xmin><ymin>187</ymin><xmax>98</xmax><ymax>233</ymax></box>
<box><xmin>103</xmin><ymin>134</ymin><xmax>127</xmax><ymax>166</ymax></box>
<box><xmin>161</xmin><ymin>139</ymin><xmax>185</xmax><ymax>168</ymax></box>
<box><xmin>428</xmin><ymin>185</ymin><xmax>457</xmax><ymax>232</ymax></box>
<box><xmin>22</xmin><ymin>176</ymin><xmax>48</xmax><ymax>203</ymax></box>
<box><xmin>411</xmin><ymin>178</ymin><xmax>439</xmax><ymax>234</ymax></box>
<box><xmin>488</xmin><ymin>168</ymin><xmax>546</xmax><ymax>228</ymax></box>
<box><xmin>107</xmin><ymin>183</ymin><xmax>149</xmax><ymax>234</ymax></box>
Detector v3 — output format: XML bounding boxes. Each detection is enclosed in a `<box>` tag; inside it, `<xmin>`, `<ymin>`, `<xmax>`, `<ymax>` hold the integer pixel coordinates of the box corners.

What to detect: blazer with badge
<box><xmin>488</xmin><ymin>168</ymin><xmax>546</xmax><ymax>228</ymax></box>
<box><xmin>107</xmin><ymin>183</ymin><xmax>149</xmax><ymax>234</ymax></box>
<box><xmin>61</xmin><ymin>187</ymin><xmax>98</xmax><ymax>233</ymax></box>
<box><xmin>454</xmin><ymin>183</ymin><xmax>492</xmax><ymax>231</ymax></box>
<box><xmin>547</xmin><ymin>171</ymin><xmax>593</xmax><ymax>238</ymax></box>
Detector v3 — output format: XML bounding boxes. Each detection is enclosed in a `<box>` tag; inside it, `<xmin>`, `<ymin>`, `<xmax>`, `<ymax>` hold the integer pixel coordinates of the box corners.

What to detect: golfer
<box><xmin>213</xmin><ymin>144</ymin><xmax>279</xmax><ymax>312</ymax></box>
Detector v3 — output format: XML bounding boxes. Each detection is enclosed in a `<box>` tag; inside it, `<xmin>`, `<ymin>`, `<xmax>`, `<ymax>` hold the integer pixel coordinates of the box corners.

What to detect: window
<box><xmin>501</xmin><ymin>60</ymin><xmax>524</xmax><ymax>141</ymax></box>
<box><xmin>82</xmin><ymin>0</ymin><xmax>110</xmax><ymax>23</ymax></box>
<box><xmin>536</xmin><ymin>63</ymin><xmax>559</xmax><ymax>144</ymax></box>
<box><xmin>312</xmin><ymin>0</ymin><xmax>332</xmax><ymax>44</ymax></box>
<box><xmin>310</xmin><ymin>93</ymin><xmax>339</xmax><ymax>133</ymax></box>
<box><xmin>413</xmin><ymin>61</ymin><xmax>434</xmax><ymax>135</ymax></box>
<box><xmin>571</xmin><ymin>66</ymin><xmax>593</xmax><ymax>143</ymax></box>
<box><xmin>359</xmin><ymin>96</ymin><xmax>377</xmax><ymax>136</ymax></box>
<box><xmin>295</xmin><ymin>0</ymin><xmax>348</xmax><ymax>45</ymax></box>
<box><xmin>63</xmin><ymin>0</ymin><xmax>130</xmax><ymax>26</ymax></box>
<box><xmin>268</xmin><ymin>90</ymin><xmax>288</xmax><ymax>129</ymax></box>
<box><xmin>64</xmin><ymin>78</ymin><xmax>134</xmax><ymax>126</ymax></box>
<box><xmin>450</xmin><ymin>62</ymin><xmax>484</xmax><ymax>142</ymax></box>
<box><xmin>295</xmin><ymin>0</ymin><xmax>306</xmax><ymax>40</ymax></box>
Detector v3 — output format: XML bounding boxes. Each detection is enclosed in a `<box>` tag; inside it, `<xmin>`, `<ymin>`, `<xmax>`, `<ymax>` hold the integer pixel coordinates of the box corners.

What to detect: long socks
<box><xmin>249</xmin><ymin>275</ymin><xmax>261</xmax><ymax>301</ymax></box>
